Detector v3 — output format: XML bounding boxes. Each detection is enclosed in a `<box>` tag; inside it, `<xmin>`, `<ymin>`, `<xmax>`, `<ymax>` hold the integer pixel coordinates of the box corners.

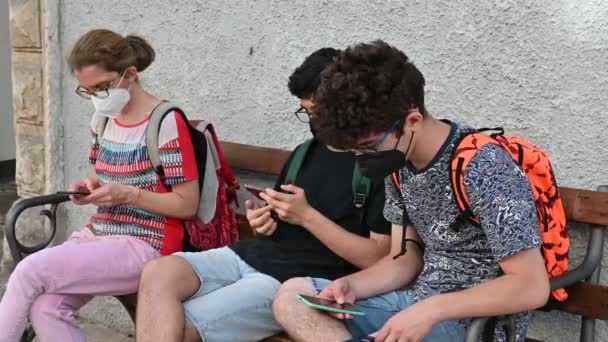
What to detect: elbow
<box><xmin>183</xmin><ymin>204</ymin><xmax>198</xmax><ymax>220</ymax></box>
<box><xmin>535</xmin><ymin>277</ymin><xmax>551</xmax><ymax>308</ymax></box>
<box><xmin>527</xmin><ymin>273</ymin><xmax>551</xmax><ymax>309</ymax></box>
<box><xmin>173</xmin><ymin>202</ymin><xmax>198</xmax><ymax>220</ymax></box>
<box><xmin>180</xmin><ymin>193</ymin><xmax>200</xmax><ymax>219</ymax></box>
<box><xmin>187</xmin><ymin>202</ymin><xmax>199</xmax><ymax>218</ymax></box>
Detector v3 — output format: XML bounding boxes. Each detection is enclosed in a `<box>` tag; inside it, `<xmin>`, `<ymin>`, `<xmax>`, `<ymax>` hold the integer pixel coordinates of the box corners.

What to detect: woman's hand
<box><xmin>84</xmin><ymin>183</ymin><xmax>139</xmax><ymax>207</ymax></box>
<box><xmin>67</xmin><ymin>178</ymin><xmax>101</xmax><ymax>205</ymax></box>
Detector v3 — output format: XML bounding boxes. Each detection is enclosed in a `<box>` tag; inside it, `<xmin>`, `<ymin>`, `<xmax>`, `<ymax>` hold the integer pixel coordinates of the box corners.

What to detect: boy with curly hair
<box><xmin>272</xmin><ymin>40</ymin><xmax>550</xmax><ymax>342</ymax></box>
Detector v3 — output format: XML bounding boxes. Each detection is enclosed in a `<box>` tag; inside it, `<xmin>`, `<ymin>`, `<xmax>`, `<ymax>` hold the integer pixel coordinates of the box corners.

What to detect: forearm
<box><xmin>423</xmin><ymin>273</ymin><xmax>549</xmax><ymax>322</ymax></box>
<box><xmin>303</xmin><ymin>209</ymin><xmax>386</xmax><ymax>269</ymax></box>
<box><xmin>130</xmin><ymin>187</ymin><xmax>196</xmax><ymax>219</ymax></box>
<box><xmin>347</xmin><ymin>247</ymin><xmax>423</xmax><ymax>300</ymax></box>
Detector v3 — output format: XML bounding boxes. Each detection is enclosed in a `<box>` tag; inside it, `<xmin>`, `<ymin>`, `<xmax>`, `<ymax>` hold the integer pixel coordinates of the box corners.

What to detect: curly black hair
<box><xmin>314</xmin><ymin>40</ymin><xmax>426</xmax><ymax>149</ymax></box>
<box><xmin>288</xmin><ymin>48</ymin><xmax>341</xmax><ymax>99</ymax></box>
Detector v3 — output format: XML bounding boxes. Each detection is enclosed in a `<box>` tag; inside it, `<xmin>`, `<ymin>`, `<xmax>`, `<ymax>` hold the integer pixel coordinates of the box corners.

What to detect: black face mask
<box><xmin>356</xmin><ymin>132</ymin><xmax>414</xmax><ymax>180</ymax></box>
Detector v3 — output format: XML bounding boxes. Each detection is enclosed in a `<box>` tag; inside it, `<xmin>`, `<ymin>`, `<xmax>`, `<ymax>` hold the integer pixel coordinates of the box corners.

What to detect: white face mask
<box><xmin>91</xmin><ymin>71</ymin><xmax>131</xmax><ymax>118</ymax></box>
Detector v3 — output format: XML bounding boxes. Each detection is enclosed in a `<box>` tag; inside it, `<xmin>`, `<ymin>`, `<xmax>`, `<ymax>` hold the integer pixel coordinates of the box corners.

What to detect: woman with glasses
<box><xmin>0</xmin><ymin>29</ymin><xmax>199</xmax><ymax>341</ymax></box>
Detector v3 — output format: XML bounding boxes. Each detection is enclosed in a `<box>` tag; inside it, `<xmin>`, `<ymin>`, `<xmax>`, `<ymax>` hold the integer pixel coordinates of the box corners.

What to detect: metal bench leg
<box><xmin>580</xmin><ymin>244</ymin><xmax>602</xmax><ymax>342</ymax></box>
<box><xmin>580</xmin><ymin>233</ymin><xmax>603</xmax><ymax>342</ymax></box>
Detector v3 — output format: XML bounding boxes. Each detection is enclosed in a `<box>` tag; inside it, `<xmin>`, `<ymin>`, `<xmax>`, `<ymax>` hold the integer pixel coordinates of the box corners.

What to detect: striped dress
<box><xmin>88</xmin><ymin>112</ymin><xmax>198</xmax><ymax>255</ymax></box>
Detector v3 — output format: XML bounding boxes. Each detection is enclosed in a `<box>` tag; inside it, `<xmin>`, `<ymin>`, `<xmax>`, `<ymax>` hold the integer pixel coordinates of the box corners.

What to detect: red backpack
<box><xmin>96</xmin><ymin>102</ymin><xmax>240</xmax><ymax>251</ymax></box>
<box><xmin>392</xmin><ymin>127</ymin><xmax>569</xmax><ymax>301</ymax></box>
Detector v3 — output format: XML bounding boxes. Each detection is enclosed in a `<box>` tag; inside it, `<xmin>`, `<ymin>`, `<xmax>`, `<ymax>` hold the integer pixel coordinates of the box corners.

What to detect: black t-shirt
<box><xmin>229</xmin><ymin>141</ymin><xmax>391</xmax><ymax>283</ymax></box>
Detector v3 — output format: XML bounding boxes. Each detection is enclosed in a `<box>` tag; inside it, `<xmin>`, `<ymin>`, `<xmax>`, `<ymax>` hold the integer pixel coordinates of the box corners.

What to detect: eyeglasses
<box><xmin>75</xmin><ymin>87</ymin><xmax>110</xmax><ymax>99</ymax></box>
<box><xmin>348</xmin><ymin>120</ymin><xmax>403</xmax><ymax>154</ymax></box>
<box><xmin>74</xmin><ymin>73</ymin><xmax>123</xmax><ymax>100</ymax></box>
<box><xmin>294</xmin><ymin>106</ymin><xmax>311</xmax><ymax>123</ymax></box>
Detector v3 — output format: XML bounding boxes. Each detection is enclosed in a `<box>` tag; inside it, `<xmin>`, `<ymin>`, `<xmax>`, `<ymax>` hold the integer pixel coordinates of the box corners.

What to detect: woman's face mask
<box><xmin>90</xmin><ymin>71</ymin><xmax>131</xmax><ymax>118</ymax></box>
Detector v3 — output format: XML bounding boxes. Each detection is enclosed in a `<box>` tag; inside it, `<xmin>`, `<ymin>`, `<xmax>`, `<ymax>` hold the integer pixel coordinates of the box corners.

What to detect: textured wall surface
<box><xmin>53</xmin><ymin>0</ymin><xmax>608</xmax><ymax>340</ymax></box>
<box><xmin>0</xmin><ymin>1</ymin><xmax>16</xmax><ymax>162</ymax></box>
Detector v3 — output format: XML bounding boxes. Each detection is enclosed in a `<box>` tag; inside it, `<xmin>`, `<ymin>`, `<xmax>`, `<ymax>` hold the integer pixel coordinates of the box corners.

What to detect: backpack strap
<box><xmin>286</xmin><ymin>139</ymin><xmax>372</xmax><ymax>209</ymax></box>
<box><xmin>145</xmin><ymin>101</ymin><xmax>240</xmax><ymax>202</ymax></box>
<box><xmin>449</xmin><ymin>130</ymin><xmax>502</xmax><ymax>226</ymax></box>
<box><xmin>352</xmin><ymin>162</ymin><xmax>371</xmax><ymax>208</ymax></box>
<box><xmin>95</xmin><ymin>116</ymin><xmax>109</xmax><ymax>143</ymax></box>
<box><xmin>284</xmin><ymin>139</ymin><xmax>314</xmax><ymax>185</ymax></box>
<box><xmin>193</xmin><ymin>119</ymin><xmax>240</xmax><ymax>202</ymax></box>
<box><xmin>145</xmin><ymin>101</ymin><xmax>182</xmax><ymax>183</ymax></box>
<box><xmin>390</xmin><ymin>172</ymin><xmax>401</xmax><ymax>191</ymax></box>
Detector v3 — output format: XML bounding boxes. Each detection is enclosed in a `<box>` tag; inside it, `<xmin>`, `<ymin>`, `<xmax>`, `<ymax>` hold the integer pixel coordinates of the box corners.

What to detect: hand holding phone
<box><xmin>244</xmin><ymin>195</ymin><xmax>277</xmax><ymax>236</ymax></box>
<box><xmin>296</xmin><ymin>294</ymin><xmax>364</xmax><ymax>316</ymax></box>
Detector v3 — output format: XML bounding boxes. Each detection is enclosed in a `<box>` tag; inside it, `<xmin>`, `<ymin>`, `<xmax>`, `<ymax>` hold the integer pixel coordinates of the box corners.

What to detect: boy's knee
<box><xmin>276</xmin><ymin>277</ymin><xmax>314</xmax><ymax>298</ymax></box>
<box><xmin>140</xmin><ymin>255</ymin><xmax>200</xmax><ymax>300</ymax></box>
<box><xmin>273</xmin><ymin>277</ymin><xmax>314</xmax><ymax>322</ymax></box>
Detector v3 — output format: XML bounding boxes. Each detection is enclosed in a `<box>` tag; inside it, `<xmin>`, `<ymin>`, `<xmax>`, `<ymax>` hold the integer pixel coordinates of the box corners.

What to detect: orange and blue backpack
<box><xmin>391</xmin><ymin>127</ymin><xmax>569</xmax><ymax>301</ymax></box>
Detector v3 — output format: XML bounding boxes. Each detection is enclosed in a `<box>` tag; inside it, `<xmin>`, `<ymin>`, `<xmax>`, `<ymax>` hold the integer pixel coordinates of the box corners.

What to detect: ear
<box><xmin>403</xmin><ymin>110</ymin><xmax>424</xmax><ymax>133</ymax></box>
<box><xmin>124</xmin><ymin>66</ymin><xmax>138</xmax><ymax>82</ymax></box>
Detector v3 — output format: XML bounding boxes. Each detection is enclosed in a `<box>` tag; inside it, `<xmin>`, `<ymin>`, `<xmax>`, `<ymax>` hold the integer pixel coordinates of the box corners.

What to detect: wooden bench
<box><xmin>5</xmin><ymin>141</ymin><xmax>608</xmax><ymax>342</ymax></box>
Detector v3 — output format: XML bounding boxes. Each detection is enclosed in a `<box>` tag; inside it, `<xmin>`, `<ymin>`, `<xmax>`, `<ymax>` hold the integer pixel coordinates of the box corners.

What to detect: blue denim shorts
<box><xmin>310</xmin><ymin>278</ymin><xmax>465</xmax><ymax>341</ymax></box>
<box><xmin>175</xmin><ymin>247</ymin><xmax>282</xmax><ymax>342</ymax></box>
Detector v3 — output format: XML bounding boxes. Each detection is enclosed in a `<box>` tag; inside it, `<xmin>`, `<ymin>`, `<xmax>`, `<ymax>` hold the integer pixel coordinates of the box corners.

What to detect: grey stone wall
<box><xmin>10</xmin><ymin>0</ymin><xmax>45</xmax><ymax>198</ymax></box>
<box><xmin>0</xmin><ymin>0</ymin><xmax>16</xmax><ymax>162</ymax></box>
<box><xmin>13</xmin><ymin>0</ymin><xmax>608</xmax><ymax>340</ymax></box>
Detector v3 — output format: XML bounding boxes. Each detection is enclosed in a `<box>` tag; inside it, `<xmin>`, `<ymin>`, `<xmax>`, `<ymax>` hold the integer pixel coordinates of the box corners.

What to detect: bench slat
<box><xmin>238</xmin><ymin>214</ymin><xmax>255</xmax><ymax>241</ymax></box>
<box><xmin>220</xmin><ymin>141</ymin><xmax>290</xmax><ymax>176</ymax></box>
<box><xmin>556</xmin><ymin>283</ymin><xmax>608</xmax><ymax>320</ymax></box>
<box><xmin>560</xmin><ymin>187</ymin><xmax>608</xmax><ymax>226</ymax></box>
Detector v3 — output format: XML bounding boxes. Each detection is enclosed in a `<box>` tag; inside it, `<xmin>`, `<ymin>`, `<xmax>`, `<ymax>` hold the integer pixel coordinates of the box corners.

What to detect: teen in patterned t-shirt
<box><xmin>272</xmin><ymin>40</ymin><xmax>549</xmax><ymax>342</ymax></box>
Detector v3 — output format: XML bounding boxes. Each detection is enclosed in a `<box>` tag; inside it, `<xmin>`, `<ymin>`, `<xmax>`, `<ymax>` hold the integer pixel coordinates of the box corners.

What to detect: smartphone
<box><xmin>244</xmin><ymin>184</ymin><xmax>266</xmax><ymax>201</ymax></box>
<box><xmin>56</xmin><ymin>191</ymin><xmax>91</xmax><ymax>197</ymax></box>
<box><xmin>296</xmin><ymin>294</ymin><xmax>365</xmax><ymax>316</ymax></box>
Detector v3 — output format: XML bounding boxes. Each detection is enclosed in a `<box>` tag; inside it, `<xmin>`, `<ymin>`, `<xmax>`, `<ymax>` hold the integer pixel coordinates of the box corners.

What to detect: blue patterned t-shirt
<box><xmin>384</xmin><ymin>121</ymin><xmax>542</xmax><ymax>342</ymax></box>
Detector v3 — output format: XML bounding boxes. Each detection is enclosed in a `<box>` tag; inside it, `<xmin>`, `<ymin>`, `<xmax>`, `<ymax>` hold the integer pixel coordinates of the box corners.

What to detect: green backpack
<box><xmin>284</xmin><ymin>139</ymin><xmax>372</xmax><ymax>209</ymax></box>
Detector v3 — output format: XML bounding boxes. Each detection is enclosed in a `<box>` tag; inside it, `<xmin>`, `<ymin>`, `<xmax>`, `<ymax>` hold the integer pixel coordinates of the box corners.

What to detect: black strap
<box><xmin>393</xmin><ymin>207</ymin><xmax>423</xmax><ymax>259</ymax></box>
<box><xmin>477</xmin><ymin>127</ymin><xmax>505</xmax><ymax>138</ymax></box>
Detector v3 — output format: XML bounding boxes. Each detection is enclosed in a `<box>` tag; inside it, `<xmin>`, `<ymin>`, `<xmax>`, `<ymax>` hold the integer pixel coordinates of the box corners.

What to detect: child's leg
<box><xmin>29</xmin><ymin>293</ymin><xmax>93</xmax><ymax>342</ymax></box>
<box><xmin>0</xmin><ymin>230</ymin><xmax>159</xmax><ymax>341</ymax></box>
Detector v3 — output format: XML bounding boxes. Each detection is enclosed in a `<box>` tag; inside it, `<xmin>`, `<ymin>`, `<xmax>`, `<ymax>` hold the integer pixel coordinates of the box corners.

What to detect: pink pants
<box><xmin>0</xmin><ymin>228</ymin><xmax>159</xmax><ymax>342</ymax></box>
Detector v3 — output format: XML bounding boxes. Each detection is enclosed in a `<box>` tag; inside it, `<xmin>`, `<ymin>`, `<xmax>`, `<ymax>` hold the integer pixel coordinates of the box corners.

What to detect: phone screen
<box><xmin>297</xmin><ymin>294</ymin><xmax>363</xmax><ymax>315</ymax></box>
<box><xmin>57</xmin><ymin>191</ymin><xmax>91</xmax><ymax>196</ymax></box>
<box><xmin>244</xmin><ymin>184</ymin><xmax>265</xmax><ymax>200</ymax></box>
